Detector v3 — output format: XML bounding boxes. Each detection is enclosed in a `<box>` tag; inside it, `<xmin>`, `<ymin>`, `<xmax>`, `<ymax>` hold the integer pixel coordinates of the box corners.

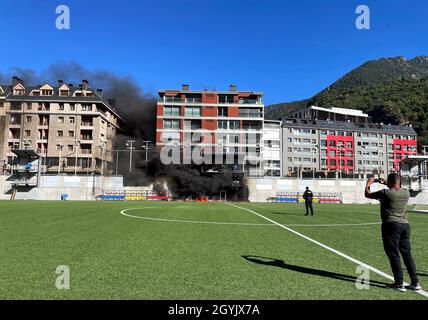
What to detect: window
<box><xmin>69</xmin><ymin>131</ymin><xmax>75</xmax><ymax>138</ymax></box>
<box><xmin>218</xmin><ymin>107</ymin><xmax>228</xmax><ymax>117</ymax></box>
<box><xmin>69</xmin><ymin>104</ymin><xmax>75</xmax><ymax>111</ymax></box>
<box><xmin>58</xmin><ymin>131</ymin><xmax>64</xmax><ymax>137</ymax></box>
<box><xmin>346</xmin><ymin>142</ymin><xmax>353</xmax><ymax>148</ymax></box>
<box><xmin>41</xmin><ymin>90</ymin><xmax>53</xmax><ymax>96</ymax></box>
<box><xmin>320</xmin><ymin>140</ymin><xmax>327</xmax><ymax>147</ymax></box>
<box><xmin>185</xmin><ymin>107</ymin><xmax>201</xmax><ymax>117</ymax></box>
<box><xmin>229</xmin><ymin>121</ymin><xmax>240</xmax><ymax>130</ymax></box>
<box><xmin>218</xmin><ymin>120</ymin><xmax>228</xmax><ymax>130</ymax></box>
<box><xmin>163</xmin><ymin>120</ymin><xmax>180</xmax><ymax>129</ymax></box>
<box><xmin>330</xmin><ymin>160</ymin><xmax>337</xmax><ymax>166</ymax></box>
<box><xmin>329</xmin><ymin>140</ymin><xmax>336</xmax><ymax>147</ymax></box>
<box><xmin>58</xmin><ymin>116</ymin><xmax>64</xmax><ymax>123</ymax></box>
<box><xmin>164</xmin><ymin>106</ymin><xmax>181</xmax><ymax>117</ymax></box>
<box><xmin>26</xmin><ymin>103</ymin><xmax>32</xmax><ymax>110</ymax></box>
<box><xmin>25</xmin><ymin>130</ymin><xmax>31</xmax><ymax>137</ymax></box>
<box><xmin>26</xmin><ymin>116</ymin><xmax>32</xmax><ymax>123</ymax></box>
<box><xmin>82</xmin><ymin>104</ymin><xmax>92</xmax><ymax>111</ymax></box>
<box><xmin>347</xmin><ymin>160</ymin><xmax>353</xmax><ymax>166</ymax></box>
<box><xmin>329</xmin><ymin>150</ymin><xmax>336</xmax><ymax>157</ymax></box>
<box><xmin>59</xmin><ymin>103</ymin><xmax>64</xmax><ymax>111</ymax></box>
<box><xmin>69</xmin><ymin>117</ymin><xmax>75</xmax><ymax>124</ymax></box>
<box><xmin>68</xmin><ymin>145</ymin><xmax>74</xmax><ymax>152</ymax></box>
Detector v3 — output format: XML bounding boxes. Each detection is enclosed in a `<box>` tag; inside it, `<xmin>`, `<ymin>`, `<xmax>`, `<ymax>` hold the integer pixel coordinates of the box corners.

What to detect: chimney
<box><xmin>58</xmin><ymin>80</ymin><xmax>64</xmax><ymax>87</ymax></box>
<box><xmin>182</xmin><ymin>84</ymin><xmax>189</xmax><ymax>91</ymax></box>
<box><xmin>229</xmin><ymin>84</ymin><xmax>237</xmax><ymax>92</ymax></box>
<box><xmin>82</xmin><ymin>80</ymin><xmax>89</xmax><ymax>91</ymax></box>
<box><xmin>12</xmin><ymin>76</ymin><xmax>19</xmax><ymax>86</ymax></box>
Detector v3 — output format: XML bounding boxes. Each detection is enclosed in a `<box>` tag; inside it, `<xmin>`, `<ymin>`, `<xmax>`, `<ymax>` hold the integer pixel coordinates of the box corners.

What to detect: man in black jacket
<box><xmin>303</xmin><ymin>187</ymin><xmax>314</xmax><ymax>216</ymax></box>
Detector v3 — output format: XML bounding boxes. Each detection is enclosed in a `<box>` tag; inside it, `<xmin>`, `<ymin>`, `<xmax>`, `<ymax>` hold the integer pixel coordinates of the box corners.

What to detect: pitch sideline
<box><xmin>226</xmin><ymin>202</ymin><xmax>428</xmax><ymax>299</ymax></box>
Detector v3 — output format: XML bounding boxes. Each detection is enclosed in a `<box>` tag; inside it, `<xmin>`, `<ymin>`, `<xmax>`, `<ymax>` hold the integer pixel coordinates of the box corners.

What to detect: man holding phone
<box><xmin>365</xmin><ymin>173</ymin><xmax>422</xmax><ymax>292</ymax></box>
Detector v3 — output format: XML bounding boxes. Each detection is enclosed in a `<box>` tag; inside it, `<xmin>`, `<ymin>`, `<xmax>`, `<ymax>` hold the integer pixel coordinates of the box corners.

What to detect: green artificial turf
<box><xmin>0</xmin><ymin>201</ymin><xmax>427</xmax><ymax>300</ymax></box>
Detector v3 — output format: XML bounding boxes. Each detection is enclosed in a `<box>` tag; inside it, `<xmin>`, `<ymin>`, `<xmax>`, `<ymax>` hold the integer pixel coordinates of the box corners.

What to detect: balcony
<box><xmin>238</xmin><ymin>99</ymin><xmax>263</xmax><ymax>105</ymax></box>
<box><xmin>80</xmin><ymin>136</ymin><xmax>93</xmax><ymax>142</ymax></box>
<box><xmin>238</xmin><ymin>112</ymin><xmax>263</xmax><ymax>119</ymax></box>
<box><xmin>185</xmin><ymin>98</ymin><xmax>202</xmax><ymax>104</ymax></box>
<box><xmin>160</xmin><ymin>97</ymin><xmax>182</xmax><ymax>103</ymax></box>
<box><xmin>81</xmin><ymin>122</ymin><xmax>94</xmax><ymax>127</ymax></box>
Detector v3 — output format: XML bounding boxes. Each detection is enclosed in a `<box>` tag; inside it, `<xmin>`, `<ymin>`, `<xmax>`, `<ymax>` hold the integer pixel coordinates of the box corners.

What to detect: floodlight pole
<box><xmin>100</xmin><ymin>141</ymin><xmax>107</xmax><ymax>176</ymax></box>
<box><xmin>126</xmin><ymin>140</ymin><xmax>136</xmax><ymax>173</ymax></box>
<box><xmin>74</xmin><ymin>140</ymin><xmax>81</xmax><ymax>175</ymax></box>
<box><xmin>58</xmin><ymin>143</ymin><xmax>63</xmax><ymax>175</ymax></box>
<box><xmin>142</xmin><ymin>140</ymin><xmax>151</xmax><ymax>175</ymax></box>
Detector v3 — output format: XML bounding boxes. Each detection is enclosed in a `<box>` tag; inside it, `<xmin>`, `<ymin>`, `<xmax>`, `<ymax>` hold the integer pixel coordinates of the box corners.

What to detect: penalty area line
<box><xmin>226</xmin><ymin>202</ymin><xmax>428</xmax><ymax>299</ymax></box>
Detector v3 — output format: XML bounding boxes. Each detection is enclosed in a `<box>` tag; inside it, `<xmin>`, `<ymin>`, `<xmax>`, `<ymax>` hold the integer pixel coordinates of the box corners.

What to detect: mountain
<box><xmin>265</xmin><ymin>56</ymin><xmax>428</xmax><ymax>146</ymax></box>
<box><xmin>264</xmin><ymin>99</ymin><xmax>310</xmax><ymax>120</ymax></box>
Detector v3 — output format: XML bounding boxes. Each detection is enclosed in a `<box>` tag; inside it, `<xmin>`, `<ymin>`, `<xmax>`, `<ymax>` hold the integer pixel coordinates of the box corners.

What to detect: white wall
<box><xmin>246</xmin><ymin>178</ymin><xmax>427</xmax><ymax>205</ymax></box>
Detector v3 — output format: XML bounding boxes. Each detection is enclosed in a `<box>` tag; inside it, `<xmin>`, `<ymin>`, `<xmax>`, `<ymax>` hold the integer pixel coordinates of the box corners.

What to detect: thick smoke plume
<box><xmin>0</xmin><ymin>62</ymin><xmax>244</xmax><ymax>199</ymax></box>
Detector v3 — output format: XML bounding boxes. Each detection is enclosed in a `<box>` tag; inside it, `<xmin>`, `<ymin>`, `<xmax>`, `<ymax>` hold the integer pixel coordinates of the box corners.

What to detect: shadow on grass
<box><xmin>242</xmin><ymin>255</ymin><xmax>389</xmax><ymax>289</ymax></box>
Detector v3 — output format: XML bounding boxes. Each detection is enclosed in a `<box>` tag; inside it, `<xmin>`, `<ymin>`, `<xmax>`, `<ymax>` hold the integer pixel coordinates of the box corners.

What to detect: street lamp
<box><xmin>126</xmin><ymin>140</ymin><xmax>136</xmax><ymax>173</ymax></box>
<box><xmin>313</xmin><ymin>145</ymin><xmax>319</xmax><ymax>179</ymax></box>
<box><xmin>362</xmin><ymin>146</ymin><xmax>366</xmax><ymax>180</ymax></box>
<box><xmin>142</xmin><ymin>140</ymin><xmax>151</xmax><ymax>175</ymax></box>
<box><xmin>100</xmin><ymin>140</ymin><xmax>107</xmax><ymax>175</ymax></box>
<box><xmin>57</xmin><ymin>143</ymin><xmax>64</xmax><ymax>175</ymax></box>
<box><xmin>338</xmin><ymin>146</ymin><xmax>345</xmax><ymax>179</ymax></box>
<box><xmin>74</xmin><ymin>140</ymin><xmax>81</xmax><ymax>175</ymax></box>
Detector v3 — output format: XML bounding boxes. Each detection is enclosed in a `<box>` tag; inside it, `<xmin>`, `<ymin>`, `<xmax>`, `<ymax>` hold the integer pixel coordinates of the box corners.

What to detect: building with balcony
<box><xmin>156</xmin><ymin>84</ymin><xmax>265</xmax><ymax>176</ymax></box>
<box><xmin>262</xmin><ymin>120</ymin><xmax>282</xmax><ymax>177</ymax></box>
<box><xmin>282</xmin><ymin>118</ymin><xmax>418</xmax><ymax>177</ymax></box>
<box><xmin>0</xmin><ymin>77</ymin><xmax>125</xmax><ymax>175</ymax></box>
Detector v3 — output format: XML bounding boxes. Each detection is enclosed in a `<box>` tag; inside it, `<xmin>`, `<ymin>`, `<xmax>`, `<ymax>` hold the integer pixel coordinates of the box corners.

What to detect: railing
<box><xmin>81</xmin><ymin>122</ymin><xmax>94</xmax><ymax>126</ymax></box>
<box><xmin>238</xmin><ymin>112</ymin><xmax>263</xmax><ymax>118</ymax></box>
<box><xmin>80</xmin><ymin>136</ymin><xmax>93</xmax><ymax>141</ymax></box>
<box><xmin>185</xmin><ymin>98</ymin><xmax>202</xmax><ymax>103</ymax></box>
<box><xmin>161</xmin><ymin>97</ymin><xmax>182</xmax><ymax>103</ymax></box>
<box><xmin>238</xmin><ymin>99</ymin><xmax>263</xmax><ymax>105</ymax></box>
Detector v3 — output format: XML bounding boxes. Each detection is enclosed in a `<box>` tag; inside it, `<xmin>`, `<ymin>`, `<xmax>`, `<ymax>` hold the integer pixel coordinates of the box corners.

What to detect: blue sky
<box><xmin>0</xmin><ymin>0</ymin><xmax>427</xmax><ymax>105</ymax></box>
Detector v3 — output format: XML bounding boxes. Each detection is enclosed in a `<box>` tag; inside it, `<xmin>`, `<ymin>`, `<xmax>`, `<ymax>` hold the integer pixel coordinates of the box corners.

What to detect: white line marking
<box><xmin>120</xmin><ymin>207</ymin><xmax>381</xmax><ymax>228</ymax></box>
<box><xmin>227</xmin><ymin>202</ymin><xmax>428</xmax><ymax>299</ymax></box>
<box><xmin>120</xmin><ymin>208</ymin><xmax>274</xmax><ymax>226</ymax></box>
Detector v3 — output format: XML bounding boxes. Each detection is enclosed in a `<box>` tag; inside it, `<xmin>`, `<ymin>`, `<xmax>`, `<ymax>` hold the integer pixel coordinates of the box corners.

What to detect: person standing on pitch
<box><xmin>365</xmin><ymin>173</ymin><xmax>422</xmax><ymax>292</ymax></box>
<box><xmin>303</xmin><ymin>187</ymin><xmax>314</xmax><ymax>216</ymax></box>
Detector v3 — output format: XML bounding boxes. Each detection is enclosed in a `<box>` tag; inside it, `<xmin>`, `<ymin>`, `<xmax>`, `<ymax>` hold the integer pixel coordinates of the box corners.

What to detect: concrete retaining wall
<box><xmin>246</xmin><ymin>178</ymin><xmax>427</xmax><ymax>205</ymax></box>
<box><xmin>0</xmin><ymin>175</ymin><xmax>127</xmax><ymax>200</ymax></box>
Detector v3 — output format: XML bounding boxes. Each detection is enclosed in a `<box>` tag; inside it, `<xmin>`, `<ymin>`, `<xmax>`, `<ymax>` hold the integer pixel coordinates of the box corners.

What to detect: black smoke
<box><xmin>0</xmin><ymin>62</ymin><xmax>245</xmax><ymax>199</ymax></box>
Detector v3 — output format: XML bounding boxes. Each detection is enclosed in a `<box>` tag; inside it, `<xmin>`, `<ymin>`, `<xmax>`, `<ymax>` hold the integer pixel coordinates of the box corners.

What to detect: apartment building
<box><xmin>156</xmin><ymin>85</ymin><xmax>265</xmax><ymax>176</ymax></box>
<box><xmin>0</xmin><ymin>77</ymin><xmax>125</xmax><ymax>176</ymax></box>
<box><xmin>263</xmin><ymin>120</ymin><xmax>282</xmax><ymax>177</ymax></box>
<box><xmin>282</xmin><ymin>118</ymin><xmax>418</xmax><ymax>177</ymax></box>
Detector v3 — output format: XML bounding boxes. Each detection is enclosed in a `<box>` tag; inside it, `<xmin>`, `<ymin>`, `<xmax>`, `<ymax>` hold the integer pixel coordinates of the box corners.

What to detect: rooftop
<box><xmin>281</xmin><ymin>118</ymin><xmax>417</xmax><ymax>135</ymax></box>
